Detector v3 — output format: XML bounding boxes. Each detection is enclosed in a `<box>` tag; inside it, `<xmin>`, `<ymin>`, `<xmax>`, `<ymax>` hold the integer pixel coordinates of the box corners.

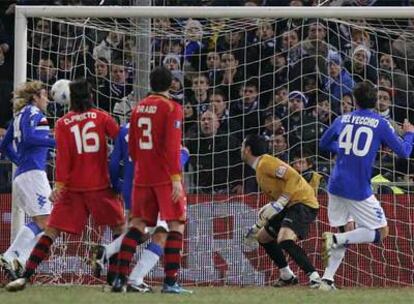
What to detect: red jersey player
<box><xmin>6</xmin><ymin>79</ymin><xmax>125</xmax><ymax>292</ymax></box>
<box><xmin>111</xmin><ymin>66</ymin><xmax>191</xmax><ymax>293</ymax></box>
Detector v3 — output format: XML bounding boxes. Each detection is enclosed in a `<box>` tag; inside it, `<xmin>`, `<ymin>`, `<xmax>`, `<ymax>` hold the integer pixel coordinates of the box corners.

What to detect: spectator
<box><xmin>209</xmin><ymin>89</ymin><xmax>242</xmax><ymax>140</ymax></box>
<box><xmin>36</xmin><ymin>57</ymin><xmax>57</xmax><ymax>86</ymax></box>
<box><xmin>340</xmin><ymin>92</ymin><xmax>354</xmax><ymax>114</ymax></box>
<box><xmin>0</xmin><ymin>20</ymin><xmax>13</xmax><ymax>128</ymax></box>
<box><xmin>376</xmin><ymin>86</ymin><xmax>402</xmax><ymax>135</ymax></box>
<box><xmin>183</xmin><ymin>19</ymin><xmax>204</xmax><ymax>71</ymax></box>
<box><xmin>230</xmin><ymin>78</ymin><xmax>262</xmax><ymax>138</ymax></box>
<box><xmin>206</xmin><ymin>51</ymin><xmax>221</xmax><ymax>84</ymax></box>
<box><xmin>284</xmin><ymin>90</ymin><xmax>309</xmax><ymax>145</ymax></box>
<box><xmin>344</xmin><ymin>44</ymin><xmax>377</xmax><ymax>84</ymax></box>
<box><xmin>252</xmin><ymin>20</ymin><xmax>278</xmax><ymax>59</ymax></box>
<box><xmin>92</xmin><ymin>30</ymin><xmax>123</xmax><ymax>63</ymax></box>
<box><xmin>266</xmin><ymin>85</ymin><xmax>289</xmax><ymax>118</ymax></box>
<box><xmin>98</xmin><ymin>59</ymin><xmax>132</xmax><ymax>113</ymax></box>
<box><xmin>298</xmin><ymin>93</ymin><xmax>336</xmax><ymax>158</ymax></box>
<box><xmin>217</xmin><ymin>52</ymin><xmax>244</xmax><ymax>100</ymax></box>
<box><xmin>170</xmin><ymin>70</ymin><xmax>184</xmax><ymax>102</ymax></box>
<box><xmin>185</xmin><ymin>110</ymin><xmax>242</xmax><ymax>194</ymax></box>
<box><xmin>291</xmin><ymin>148</ymin><xmax>324</xmax><ymax>195</ymax></box>
<box><xmin>269</xmin><ymin>134</ymin><xmax>289</xmax><ymax>162</ymax></box>
<box><xmin>163</xmin><ymin>53</ymin><xmax>181</xmax><ymax>72</ymax></box>
<box><xmin>322</xmin><ymin>51</ymin><xmax>355</xmax><ymax>114</ymax></box>
<box><xmin>260</xmin><ymin>51</ymin><xmax>288</xmax><ymax>103</ymax></box>
<box><xmin>261</xmin><ymin>111</ymin><xmax>284</xmax><ymax>140</ymax></box>
<box><xmin>187</xmin><ymin>74</ymin><xmax>210</xmax><ymax>114</ymax></box>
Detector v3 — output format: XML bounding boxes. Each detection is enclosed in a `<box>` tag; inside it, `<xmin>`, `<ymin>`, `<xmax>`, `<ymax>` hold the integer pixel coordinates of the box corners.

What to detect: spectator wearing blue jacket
<box><xmin>322</xmin><ymin>51</ymin><xmax>355</xmax><ymax>115</ymax></box>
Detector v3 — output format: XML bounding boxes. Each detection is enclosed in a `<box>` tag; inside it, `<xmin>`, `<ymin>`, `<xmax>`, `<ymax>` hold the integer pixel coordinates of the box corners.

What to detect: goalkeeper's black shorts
<box><xmin>264</xmin><ymin>203</ymin><xmax>318</xmax><ymax>240</ymax></box>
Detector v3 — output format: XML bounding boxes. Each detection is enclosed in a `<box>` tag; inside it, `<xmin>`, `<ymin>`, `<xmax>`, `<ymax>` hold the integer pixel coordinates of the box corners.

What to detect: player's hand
<box><xmin>243</xmin><ymin>223</ymin><xmax>261</xmax><ymax>247</ymax></box>
<box><xmin>171</xmin><ymin>180</ymin><xmax>183</xmax><ymax>203</ymax></box>
<box><xmin>402</xmin><ymin>119</ymin><xmax>414</xmax><ymax>134</ymax></box>
<box><xmin>258</xmin><ymin>201</ymin><xmax>285</xmax><ymax>223</ymax></box>
<box><xmin>49</xmin><ymin>188</ymin><xmax>62</xmax><ymax>203</ymax></box>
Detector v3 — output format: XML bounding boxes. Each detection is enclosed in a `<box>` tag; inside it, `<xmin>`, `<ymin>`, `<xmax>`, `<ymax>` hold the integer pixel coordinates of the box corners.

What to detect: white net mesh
<box><xmin>2</xmin><ymin>11</ymin><xmax>413</xmax><ymax>286</ymax></box>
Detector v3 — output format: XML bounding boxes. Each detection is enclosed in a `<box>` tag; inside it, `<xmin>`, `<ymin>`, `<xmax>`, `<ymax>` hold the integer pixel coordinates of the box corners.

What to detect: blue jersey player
<box><xmin>318</xmin><ymin>81</ymin><xmax>414</xmax><ymax>290</ymax></box>
<box><xmin>0</xmin><ymin>81</ymin><xmax>55</xmax><ymax>280</ymax></box>
<box><xmin>95</xmin><ymin>123</ymin><xmax>189</xmax><ymax>292</ymax></box>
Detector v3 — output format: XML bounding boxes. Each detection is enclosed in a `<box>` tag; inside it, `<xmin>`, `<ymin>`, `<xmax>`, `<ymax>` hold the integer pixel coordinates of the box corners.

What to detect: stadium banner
<box><xmin>1</xmin><ymin>193</ymin><xmax>413</xmax><ymax>286</ymax></box>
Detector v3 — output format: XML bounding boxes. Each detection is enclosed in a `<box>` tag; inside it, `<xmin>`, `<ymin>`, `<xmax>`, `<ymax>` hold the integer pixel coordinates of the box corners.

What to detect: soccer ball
<box><xmin>51</xmin><ymin>79</ymin><xmax>71</xmax><ymax>105</ymax></box>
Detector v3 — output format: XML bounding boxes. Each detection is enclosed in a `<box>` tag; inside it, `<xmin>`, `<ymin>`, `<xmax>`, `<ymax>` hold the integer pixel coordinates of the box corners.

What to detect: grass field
<box><xmin>1</xmin><ymin>285</ymin><xmax>414</xmax><ymax>304</ymax></box>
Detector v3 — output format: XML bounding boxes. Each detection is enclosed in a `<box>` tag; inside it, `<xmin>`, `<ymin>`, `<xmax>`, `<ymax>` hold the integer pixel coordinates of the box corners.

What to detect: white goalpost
<box><xmin>7</xmin><ymin>5</ymin><xmax>414</xmax><ymax>286</ymax></box>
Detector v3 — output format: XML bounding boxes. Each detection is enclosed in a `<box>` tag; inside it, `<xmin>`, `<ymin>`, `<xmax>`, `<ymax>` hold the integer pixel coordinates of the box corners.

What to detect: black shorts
<box><xmin>264</xmin><ymin>203</ymin><xmax>318</xmax><ymax>240</ymax></box>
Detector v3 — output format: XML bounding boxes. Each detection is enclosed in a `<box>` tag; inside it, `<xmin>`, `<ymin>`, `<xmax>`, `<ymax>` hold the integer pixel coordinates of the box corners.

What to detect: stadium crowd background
<box><xmin>0</xmin><ymin>0</ymin><xmax>413</xmax><ymax>195</ymax></box>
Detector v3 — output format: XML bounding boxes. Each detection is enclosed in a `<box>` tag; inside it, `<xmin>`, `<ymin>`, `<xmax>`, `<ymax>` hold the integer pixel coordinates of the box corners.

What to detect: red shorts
<box><xmin>48</xmin><ymin>188</ymin><xmax>125</xmax><ymax>235</ymax></box>
<box><xmin>131</xmin><ymin>184</ymin><xmax>187</xmax><ymax>227</ymax></box>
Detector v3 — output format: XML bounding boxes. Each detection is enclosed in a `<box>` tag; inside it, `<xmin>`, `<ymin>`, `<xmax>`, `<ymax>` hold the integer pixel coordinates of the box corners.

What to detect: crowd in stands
<box><xmin>0</xmin><ymin>0</ymin><xmax>414</xmax><ymax>194</ymax></box>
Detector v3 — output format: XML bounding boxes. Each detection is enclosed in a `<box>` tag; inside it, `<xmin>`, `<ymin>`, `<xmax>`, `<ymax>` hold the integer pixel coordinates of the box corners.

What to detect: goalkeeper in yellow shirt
<box><xmin>242</xmin><ymin>134</ymin><xmax>321</xmax><ymax>287</ymax></box>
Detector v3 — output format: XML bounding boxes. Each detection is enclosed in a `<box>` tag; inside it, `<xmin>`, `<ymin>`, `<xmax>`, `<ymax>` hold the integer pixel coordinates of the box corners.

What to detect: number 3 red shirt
<box><xmin>128</xmin><ymin>94</ymin><xmax>183</xmax><ymax>186</ymax></box>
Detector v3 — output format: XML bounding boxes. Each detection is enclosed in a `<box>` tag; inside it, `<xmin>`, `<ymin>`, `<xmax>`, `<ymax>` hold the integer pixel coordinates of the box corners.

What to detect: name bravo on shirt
<box><xmin>341</xmin><ymin>115</ymin><xmax>379</xmax><ymax>128</ymax></box>
<box><xmin>137</xmin><ymin>105</ymin><xmax>157</xmax><ymax>114</ymax></box>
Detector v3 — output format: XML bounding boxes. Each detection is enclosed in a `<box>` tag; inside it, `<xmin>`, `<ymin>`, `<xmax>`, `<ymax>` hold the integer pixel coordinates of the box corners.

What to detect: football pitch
<box><xmin>1</xmin><ymin>286</ymin><xmax>414</xmax><ymax>304</ymax></box>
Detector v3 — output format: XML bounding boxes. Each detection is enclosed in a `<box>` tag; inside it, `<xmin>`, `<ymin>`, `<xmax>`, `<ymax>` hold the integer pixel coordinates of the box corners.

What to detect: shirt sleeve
<box><xmin>128</xmin><ymin>110</ymin><xmax>138</xmax><ymax>162</ymax></box>
<box><xmin>380</xmin><ymin>119</ymin><xmax>414</xmax><ymax>158</ymax></box>
<box><xmin>109</xmin><ymin>131</ymin><xmax>123</xmax><ymax>193</ymax></box>
<box><xmin>319</xmin><ymin>116</ymin><xmax>341</xmax><ymax>153</ymax></box>
<box><xmin>105</xmin><ymin>113</ymin><xmax>120</xmax><ymax>139</ymax></box>
<box><xmin>55</xmin><ymin>121</ymin><xmax>71</xmax><ymax>186</ymax></box>
<box><xmin>165</xmin><ymin>104</ymin><xmax>183</xmax><ymax>181</ymax></box>
<box><xmin>0</xmin><ymin>123</ymin><xmax>19</xmax><ymax>165</ymax></box>
<box><xmin>23</xmin><ymin>113</ymin><xmax>55</xmax><ymax>148</ymax></box>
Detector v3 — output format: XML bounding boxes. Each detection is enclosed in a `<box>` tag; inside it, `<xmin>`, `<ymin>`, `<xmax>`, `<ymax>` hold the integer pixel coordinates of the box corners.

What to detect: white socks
<box><xmin>128</xmin><ymin>242</ymin><xmax>163</xmax><ymax>285</ymax></box>
<box><xmin>104</xmin><ymin>234</ymin><xmax>124</xmax><ymax>260</ymax></box>
<box><xmin>4</xmin><ymin>222</ymin><xmax>42</xmax><ymax>265</ymax></box>
<box><xmin>335</xmin><ymin>228</ymin><xmax>377</xmax><ymax>246</ymax></box>
<box><xmin>322</xmin><ymin>245</ymin><xmax>346</xmax><ymax>282</ymax></box>
<box><xmin>279</xmin><ymin>265</ymin><xmax>295</xmax><ymax>280</ymax></box>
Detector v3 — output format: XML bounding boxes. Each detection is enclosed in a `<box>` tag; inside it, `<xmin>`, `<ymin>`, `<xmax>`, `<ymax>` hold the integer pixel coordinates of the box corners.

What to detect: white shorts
<box><xmin>146</xmin><ymin>219</ymin><xmax>168</xmax><ymax>234</ymax></box>
<box><xmin>327</xmin><ymin>193</ymin><xmax>387</xmax><ymax>230</ymax></box>
<box><xmin>12</xmin><ymin>170</ymin><xmax>52</xmax><ymax>217</ymax></box>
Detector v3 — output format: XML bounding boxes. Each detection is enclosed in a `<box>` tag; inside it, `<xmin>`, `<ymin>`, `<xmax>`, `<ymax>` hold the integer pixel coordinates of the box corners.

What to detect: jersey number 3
<box><xmin>138</xmin><ymin>117</ymin><xmax>153</xmax><ymax>150</ymax></box>
<box><xmin>70</xmin><ymin>122</ymin><xmax>100</xmax><ymax>154</ymax></box>
<box><xmin>338</xmin><ymin>124</ymin><xmax>373</xmax><ymax>157</ymax></box>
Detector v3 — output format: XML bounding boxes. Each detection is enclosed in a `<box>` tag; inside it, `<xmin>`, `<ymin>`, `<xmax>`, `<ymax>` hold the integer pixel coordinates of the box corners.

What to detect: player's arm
<box><xmin>258</xmin><ymin>161</ymin><xmax>301</xmax><ymax>224</ymax></box>
<box><xmin>381</xmin><ymin>118</ymin><xmax>414</xmax><ymax>158</ymax></box>
<box><xmin>104</xmin><ymin>113</ymin><xmax>120</xmax><ymax>140</ymax></box>
<box><xmin>165</xmin><ymin>105</ymin><xmax>183</xmax><ymax>181</ymax></box>
<box><xmin>54</xmin><ymin>121</ymin><xmax>71</xmax><ymax>191</ymax></box>
<box><xmin>109</xmin><ymin>130</ymin><xmax>124</xmax><ymax>193</ymax></box>
<box><xmin>0</xmin><ymin>123</ymin><xmax>19</xmax><ymax>165</ymax></box>
<box><xmin>23</xmin><ymin>114</ymin><xmax>55</xmax><ymax>148</ymax></box>
<box><xmin>166</xmin><ymin>104</ymin><xmax>183</xmax><ymax>202</ymax></box>
<box><xmin>319</xmin><ymin>117</ymin><xmax>341</xmax><ymax>153</ymax></box>
<box><xmin>128</xmin><ymin>110</ymin><xmax>138</xmax><ymax>162</ymax></box>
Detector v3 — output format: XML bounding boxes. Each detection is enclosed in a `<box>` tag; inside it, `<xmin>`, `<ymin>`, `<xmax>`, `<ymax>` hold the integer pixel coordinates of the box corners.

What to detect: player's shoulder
<box><xmin>260</xmin><ymin>154</ymin><xmax>286</xmax><ymax>168</ymax></box>
<box><xmin>146</xmin><ymin>94</ymin><xmax>182</xmax><ymax>112</ymax></box>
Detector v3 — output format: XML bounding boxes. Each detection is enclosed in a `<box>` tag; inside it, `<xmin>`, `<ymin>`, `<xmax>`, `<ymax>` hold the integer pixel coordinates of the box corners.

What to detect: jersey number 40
<box><xmin>338</xmin><ymin>124</ymin><xmax>373</xmax><ymax>157</ymax></box>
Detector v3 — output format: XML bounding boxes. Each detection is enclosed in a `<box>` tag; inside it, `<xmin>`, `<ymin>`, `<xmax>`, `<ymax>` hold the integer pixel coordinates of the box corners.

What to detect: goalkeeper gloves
<box><xmin>243</xmin><ymin>223</ymin><xmax>262</xmax><ymax>247</ymax></box>
<box><xmin>258</xmin><ymin>196</ymin><xmax>289</xmax><ymax>223</ymax></box>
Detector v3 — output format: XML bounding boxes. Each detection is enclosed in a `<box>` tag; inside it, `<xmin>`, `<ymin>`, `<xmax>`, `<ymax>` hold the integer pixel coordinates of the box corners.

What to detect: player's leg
<box><xmin>127</xmin><ymin>221</ymin><xmax>168</xmax><ymax>292</ymax></box>
<box><xmin>320</xmin><ymin>194</ymin><xmax>354</xmax><ymax>290</ymax></box>
<box><xmin>275</xmin><ymin>204</ymin><xmax>320</xmax><ymax>288</ymax></box>
<box><xmin>323</xmin><ymin>195</ymin><xmax>388</xmax><ymax>253</ymax></box>
<box><xmin>155</xmin><ymin>184</ymin><xmax>191</xmax><ymax>294</ymax></box>
<box><xmin>109</xmin><ymin>187</ymin><xmax>153</xmax><ymax>292</ymax></box>
<box><xmin>1</xmin><ymin>171</ymin><xmax>51</xmax><ymax>279</ymax></box>
<box><xmin>256</xmin><ymin>213</ymin><xmax>296</xmax><ymax>287</ymax></box>
<box><xmin>6</xmin><ymin>190</ymin><xmax>88</xmax><ymax>292</ymax></box>
<box><xmin>320</xmin><ymin>223</ymin><xmax>354</xmax><ymax>291</ymax></box>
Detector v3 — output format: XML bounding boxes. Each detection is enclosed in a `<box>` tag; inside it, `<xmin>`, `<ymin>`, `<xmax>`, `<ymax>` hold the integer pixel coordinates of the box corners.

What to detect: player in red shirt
<box><xmin>6</xmin><ymin>79</ymin><xmax>125</xmax><ymax>292</ymax></box>
<box><xmin>111</xmin><ymin>66</ymin><xmax>190</xmax><ymax>293</ymax></box>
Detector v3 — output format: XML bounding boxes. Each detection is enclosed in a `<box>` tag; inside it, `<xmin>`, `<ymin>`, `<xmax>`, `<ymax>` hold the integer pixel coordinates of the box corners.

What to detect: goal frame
<box><xmin>12</xmin><ymin>4</ymin><xmax>414</xmax><ymax>240</ymax></box>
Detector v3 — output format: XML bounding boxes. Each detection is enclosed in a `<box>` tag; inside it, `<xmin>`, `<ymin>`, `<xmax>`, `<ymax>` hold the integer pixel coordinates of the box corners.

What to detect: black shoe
<box><xmin>90</xmin><ymin>245</ymin><xmax>106</xmax><ymax>278</ymax></box>
<box><xmin>272</xmin><ymin>275</ymin><xmax>299</xmax><ymax>287</ymax></box>
<box><xmin>127</xmin><ymin>282</ymin><xmax>153</xmax><ymax>293</ymax></box>
<box><xmin>0</xmin><ymin>255</ymin><xmax>18</xmax><ymax>281</ymax></box>
<box><xmin>111</xmin><ymin>275</ymin><xmax>126</xmax><ymax>293</ymax></box>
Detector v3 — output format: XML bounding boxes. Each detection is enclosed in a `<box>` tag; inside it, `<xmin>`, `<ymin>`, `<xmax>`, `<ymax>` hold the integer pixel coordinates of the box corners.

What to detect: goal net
<box><xmin>1</xmin><ymin>6</ymin><xmax>413</xmax><ymax>287</ymax></box>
